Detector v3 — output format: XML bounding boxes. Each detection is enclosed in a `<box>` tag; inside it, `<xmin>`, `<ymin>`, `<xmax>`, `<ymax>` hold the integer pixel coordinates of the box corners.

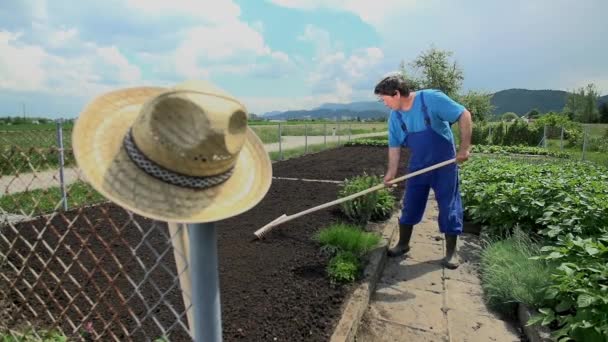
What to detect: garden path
<box><xmin>356</xmin><ymin>191</ymin><xmax>523</xmax><ymax>342</ymax></box>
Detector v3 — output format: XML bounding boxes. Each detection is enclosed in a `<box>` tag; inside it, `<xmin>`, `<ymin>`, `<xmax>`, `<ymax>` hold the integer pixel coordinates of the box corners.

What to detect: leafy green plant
<box><xmin>0</xmin><ymin>329</ymin><xmax>67</xmax><ymax>342</ymax></box>
<box><xmin>471</xmin><ymin>144</ymin><xmax>570</xmax><ymax>158</ymax></box>
<box><xmin>530</xmin><ymin>234</ymin><xmax>608</xmax><ymax>342</ymax></box>
<box><xmin>460</xmin><ymin>156</ymin><xmax>608</xmax><ymax>341</ymax></box>
<box><xmin>479</xmin><ymin>228</ymin><xmax>554</xmax><ymax>315</ymax></box>
<box><xmin>338</xmin><ymin>173</ymin><xmax>395</xmax><ymax>224</ymax></box>
<box><xmin>344</xmin><ymin>138</ymin><xmax>388</xmax><ymax>147</ymax></box>
<box><xmin>460</xmin><ymin>157</ymin><xmax>608</xmax><ymax>239</ymax></box>
<box><xmin>327</xmin><ymin>251</ymin><xmax>359</xmax><ymax>284</ymax></box>
<box><xmin>373</xmin><ymin>187</ymin><xmax>396</xmax><ymax>221</ymax></box>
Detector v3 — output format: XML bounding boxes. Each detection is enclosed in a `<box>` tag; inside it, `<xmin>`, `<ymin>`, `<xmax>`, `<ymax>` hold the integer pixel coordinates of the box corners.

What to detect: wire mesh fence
<box><xmin>0</xmin><ymin>119</ymin><xmax>604</xmax><ymax>340</ymax></box>
<box><xmin>0</xmin><ymin>119</ymin><xmax>387</xmax><ymax>341</ymax></box>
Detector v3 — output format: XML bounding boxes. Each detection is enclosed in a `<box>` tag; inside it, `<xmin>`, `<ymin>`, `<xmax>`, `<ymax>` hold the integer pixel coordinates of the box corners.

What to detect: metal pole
<box><xmin>337</xmin><ymin>120</ymin><xmax>341</xmax><ymax>145</ymax></box>
<box><xmin>348</xmin><ymin>123</ymin><xmax>351</xmax><ymax>142</ymax></box>
<box><xmin>543</xmin><ymin>125</ymin><xmax>547</xmax><ymax>148</ymax></box>
<box><xmin>582</xmin><ymin>125</ymin><xmax>587</xmax><ymax>161</ymax></box>
<box><xmin>56</xmin><ymin>119</ymin><xmax>68</xmax><ymax>211</ymax></box>
<box><xmin>560</xmin><ymin>126</ymin><xmax>564</xmax><ymax>151</ymax></box>
<box><xmin>278</xmin><ymin>123</ymin><xmax>283</xmax><ymax>161</ymax></box>
<box><xmin>188</xmin><ymin>222</ymin><xmax>222</xmax><ymax>342</ymax></box>
<box><xmin>324</xmin><ymin>123</ymin><xmax>327</xmax><ymax>148</ymax></box>
<box><xmin>304</xmin><ymin>123</ymin><xmax>308</xmax><ymax>154</ymax></box>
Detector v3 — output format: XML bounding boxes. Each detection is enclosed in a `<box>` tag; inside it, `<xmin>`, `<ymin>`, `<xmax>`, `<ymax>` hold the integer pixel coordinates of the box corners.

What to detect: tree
<box><xmin>456</xmin><ymin>90</ymin><xmax>494</xmax><ymax>122</ymax></box>
<box><xmin>526</xmin><ymin>109</ymin><xmax>541</xmax><ymax>119</ymax></box>
<box><xmin>564</xmin><ymin>83</ymin><xmax>600</xmax><ymax>123</ymax></box>
<box><xmin>400</xmin><ymin>46</ymin><xmax>464</xmax><ymax>98</ymax></box>
<box><xmin>599</xmin><ymin>102</ymin><xmax>608</xmax><ymax>123</ymax></box>
<box><xmin>501</xmin><ymin>112</ymin><xmax>519</xmax><ymax>121</ymax></box>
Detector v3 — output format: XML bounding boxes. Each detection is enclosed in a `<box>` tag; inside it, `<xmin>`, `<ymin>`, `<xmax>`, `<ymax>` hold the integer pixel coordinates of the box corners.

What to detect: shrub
<box><xmin>479</xmin><ymin>228</ymin><xmax>553</xmax><ymax>315</ymax></box>
<box><xmin>314</xmin><ymin>223</ymin><xmax>382</xmax><ymax>256</ymax></box>
<box><xmin>339</xmin><ymin>173</ymin><xmax>395</xmax><ymax>224</ymax></box>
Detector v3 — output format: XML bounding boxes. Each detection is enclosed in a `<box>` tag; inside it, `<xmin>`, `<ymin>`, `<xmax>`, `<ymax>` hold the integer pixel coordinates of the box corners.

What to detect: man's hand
<box><xmin>383</xmin><ymin>172</ymin><xmax>396</xmax><ymax>187</ymax></box>
<box><xmin>456</xmin><ymin>148</ymin><xmax>470</xmax><ymax>163</ymax></box>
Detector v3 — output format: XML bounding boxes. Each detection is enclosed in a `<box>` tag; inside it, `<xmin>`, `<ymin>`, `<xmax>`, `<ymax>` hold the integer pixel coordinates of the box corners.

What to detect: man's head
<box><xmin>374</xmin><ymin>74</ymin><xmax>411</xmax><ymax>110</ymax></box>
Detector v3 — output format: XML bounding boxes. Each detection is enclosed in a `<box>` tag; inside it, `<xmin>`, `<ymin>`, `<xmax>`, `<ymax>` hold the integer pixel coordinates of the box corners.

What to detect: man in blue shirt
<box><xmin>375</xmin><ymin>74</ymin><xmax>472</xmax><ymax>269</ymax></box>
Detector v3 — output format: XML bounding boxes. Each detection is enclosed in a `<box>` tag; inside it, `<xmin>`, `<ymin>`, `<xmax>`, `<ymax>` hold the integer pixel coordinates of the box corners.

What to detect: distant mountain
<box><xmin>490</xmin><ymin>89</ymin><xmax>570</xmax><ymax>116</ymax></box>
<box><xmin>263</xmin><ymin>107</ymin><xmax>389</xmax><ymax>121</ymax></box>
<box><xmin>315</xmin><ymin>101</ymin><xmax>387</xmax><ymax>112</ymax></box>
<box><xmin>262</xmin><ymin>89</ymin><xmax>608</xmax><ymax>119</ymax></box>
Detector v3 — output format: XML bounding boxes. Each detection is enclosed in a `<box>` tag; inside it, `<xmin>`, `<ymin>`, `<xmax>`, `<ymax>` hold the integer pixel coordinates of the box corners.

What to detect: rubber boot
<box><xmin>442</xmin><ymin>234</ymin><xmax>460</xmax><ymax>269</ymax></box>
<box><xmin>387</xmin><ymin>223</ymin><xmax>413</xmax><ymax>257</ymax></box>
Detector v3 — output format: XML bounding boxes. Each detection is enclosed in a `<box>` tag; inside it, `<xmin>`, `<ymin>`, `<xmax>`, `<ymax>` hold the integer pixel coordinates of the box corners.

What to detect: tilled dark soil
<box><xmin>0</xmin><ymin>146</ymin><xmax>409</xmax><ymax>341</ymax></box>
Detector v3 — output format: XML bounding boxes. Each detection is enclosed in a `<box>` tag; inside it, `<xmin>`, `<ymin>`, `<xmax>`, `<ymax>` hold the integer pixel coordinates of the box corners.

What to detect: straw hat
<box><xmin>72</xmin><ymin>80</ymin><xmax>272</xmax><ymax>223</ymax></box>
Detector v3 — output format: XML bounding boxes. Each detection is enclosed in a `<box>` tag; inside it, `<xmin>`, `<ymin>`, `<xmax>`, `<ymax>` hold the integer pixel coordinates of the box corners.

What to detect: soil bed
<box><xmin>0</xmin><ymin>146</ymin><xmax>409</xmax><ymax>341</ymax></box>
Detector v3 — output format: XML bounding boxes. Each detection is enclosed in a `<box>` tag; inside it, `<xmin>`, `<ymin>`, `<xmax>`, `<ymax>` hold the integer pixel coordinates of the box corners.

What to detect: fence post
<box><xmin>278</xmin><ymin>123</ymin><xmax>283</xmax><ymax>161</ymax></box>
<box><xmin>560</xmin><ymin>126</ymin><xmax>564</xmax><ymax>151</ymax></box>
<box><xmin>187</xmin><ymin>222</ymin><xmax>222</xmax><ymax>342</ymax></box>
<box><xmin>582</xmin><ymin>125</ymin><xmax>588</xmax><ymax>161</ymax></box>
<box><xmin>324</xmin><ymin>123</ymin><xmax>327</xmax><ymax>148</ymax></box>
<box><xmin>488</xmin><ymin>126</ymin><xmax>492</xmax><ymax>145</ymax></box>
<box><xmin>543</xmin><ymin>125</ymin><xmax>547</xmax><ymax>148</ymax></box>
<box><xmin>337</xmin><ymin>120</ymin><xmax>341</xmax><ymax>145</ymax></box>
<box><xmin>56</xmin><ymin>118</ymin><xmax>68</xmax><ymax>211</ymax></box>
<box><xmin>304</xmin><ymin>123</ymin><xmax>308</xmax><ymax>154</ymax></box>
<box><xmin>348</xmin><ymin>123</ymin><xmax>352</xmax><ymax>142</ymax></box>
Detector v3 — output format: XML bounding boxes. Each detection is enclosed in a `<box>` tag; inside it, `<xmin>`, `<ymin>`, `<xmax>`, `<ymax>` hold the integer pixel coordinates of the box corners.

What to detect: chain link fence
<box><xmin>0</xmin><ymin>119</ymin><xmax>387</xmax><ymax>341</ymax></box>
<box><xmin>0</xmin><ymin>121</ymin><xmax>194</xmax><ymax>341</ymax></box>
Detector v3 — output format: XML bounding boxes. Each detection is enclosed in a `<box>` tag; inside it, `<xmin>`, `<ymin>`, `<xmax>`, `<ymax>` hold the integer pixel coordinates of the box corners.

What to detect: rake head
<box><xmin>253</xmin><ymin>214</ymin><xmax>287</xmax><ymax>239</ymax></box>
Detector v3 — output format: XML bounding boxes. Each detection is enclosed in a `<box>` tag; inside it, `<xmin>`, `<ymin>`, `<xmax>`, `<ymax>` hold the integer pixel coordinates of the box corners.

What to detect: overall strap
<box><xmin>419</xmin><ymin>91</ymin><xmax>431</xmax><ymax>126</ymax></box>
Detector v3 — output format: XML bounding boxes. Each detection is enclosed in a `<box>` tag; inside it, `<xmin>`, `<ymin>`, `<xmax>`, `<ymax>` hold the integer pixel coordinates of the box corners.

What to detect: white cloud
<box><xmin>0</xmin><ymin>29</ymin><xmax>142</xmax><ymax>97</ymax></box>
<box><xmin>48</xmin><ymin>27</ymin><xmax>78</xmax><ymax>47</ymax></box>
<box><xmin>298</xmin><ymin>24</ymin><xmax>332</xmax><ymax>57</ymax></box>
<box><xmin>0</xmin><ymin>31</ymin><xmax>48</xmax><ymax>92</ymax></box>
<box><xmin>267</xmin><ymin>0</ymin><xmax>418</xmax><ymax>30</ymax></box>
<box><xmin>172</xmin><ymin>19</ymin><xmax>291</xmax><ymax>79</ymax></box>
<box><xmin>126</xmin><ymin>0</ymin><xmax>241</xmax><ymax>24</ymax></box>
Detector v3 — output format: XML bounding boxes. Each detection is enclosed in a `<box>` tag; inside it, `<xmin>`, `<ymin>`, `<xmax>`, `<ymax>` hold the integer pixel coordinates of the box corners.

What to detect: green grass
<box><xmin>0</xmin><ymin>329</ymin><xmax>67</xmax><ymax>341</ymax></box>
<box><xmin>269</xmin><ymin>141</ymin><xmax>341</xmax><ymax>161</ymax></box>
<box><xmin>479</xmin><ymin>228</ymin><xmax>554</xmax><ymax>315</ymax></box>
<box><xmin>0</xmin><ymin>181</ymin><xmax>106</xmax><ymax>215</ymax></box>
<box><xmin>546</xmin><ymin>139</ymin><xmax>608</xmax><ymax>166</ymax></box>
<box><xmin>583</xmin><ymin>123</ymin><xmax>608</xmax><ymax>137</ymax></box>
<box><xmin>314</xmin><ymin>223</ymin><xmax>382</xmax><ymax>256</ymax></box>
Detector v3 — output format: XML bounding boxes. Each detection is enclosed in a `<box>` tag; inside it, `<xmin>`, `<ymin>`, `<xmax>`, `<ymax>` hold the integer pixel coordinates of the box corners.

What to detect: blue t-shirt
<box><xmin>388</xmin><ymin>89</ymin><xmax>465</xmax><ymax>148</ymax></box>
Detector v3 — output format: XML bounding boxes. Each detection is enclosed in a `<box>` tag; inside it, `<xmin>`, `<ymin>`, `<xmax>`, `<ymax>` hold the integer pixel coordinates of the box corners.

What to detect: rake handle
<box><xmin>262</xmin><ymin>158</ymin><xmax>456</xmax><ymax>231</ymax></box>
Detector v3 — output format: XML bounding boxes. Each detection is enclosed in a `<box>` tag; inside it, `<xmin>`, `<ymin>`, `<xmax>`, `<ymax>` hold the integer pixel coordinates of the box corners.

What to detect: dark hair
<box><xmin>374</xmin><ymin>75</ymin><xmax>410</xmax><ymax>97</ymax></box>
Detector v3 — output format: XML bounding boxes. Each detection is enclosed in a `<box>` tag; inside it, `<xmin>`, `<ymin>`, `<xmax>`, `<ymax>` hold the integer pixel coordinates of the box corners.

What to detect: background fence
<box><xmin>0</xmin><ymin>120</ymin><xmax>386</xmax><ymax>341</ymax></box>
<box><xmin>1</xmin><ymin>119</ymin><xmax>606</xmax><ymax>340</ymax></box>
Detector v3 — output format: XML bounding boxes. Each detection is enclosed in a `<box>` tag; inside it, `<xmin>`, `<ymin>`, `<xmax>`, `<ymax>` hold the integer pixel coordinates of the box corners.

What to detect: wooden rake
<box><xmin>253</xmin><ymin>158</ymin><xmax>457</xmax><ymax>239</ymax></box>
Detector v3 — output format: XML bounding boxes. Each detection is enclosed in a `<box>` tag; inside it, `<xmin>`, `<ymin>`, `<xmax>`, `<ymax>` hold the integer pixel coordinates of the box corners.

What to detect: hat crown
<box><xmin>130</xmin><ymin>81</ymin><xmax>248</xmax><ymax>177</ymax></box>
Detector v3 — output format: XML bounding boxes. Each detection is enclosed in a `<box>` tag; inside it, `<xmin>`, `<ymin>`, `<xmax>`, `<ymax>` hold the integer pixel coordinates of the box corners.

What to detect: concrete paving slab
<box><xmin>448</xmin><ymin>309</ymin><xmax>522</xmax><ymax>342</ymax></box>
<box><xmin>369</xmin><ymin>286</ymin><xmax>447</xmax><ymax>335</ymax></box>
<box><xmin>380</xmin><ymin>258</ymin><xmax>444</xmax><ymax>294</ymax></box>
<box><xmin>356</xmin><ymin>314</ymin><xmax>448</xmax><ymax>342</ymax></box>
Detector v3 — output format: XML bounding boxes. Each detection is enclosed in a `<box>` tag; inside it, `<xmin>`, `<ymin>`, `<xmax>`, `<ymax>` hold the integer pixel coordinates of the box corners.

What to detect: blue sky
<box><xmin>0</xmin><ymin>0</ymin><xmax>607</xmax><ymax>118</ymax></box>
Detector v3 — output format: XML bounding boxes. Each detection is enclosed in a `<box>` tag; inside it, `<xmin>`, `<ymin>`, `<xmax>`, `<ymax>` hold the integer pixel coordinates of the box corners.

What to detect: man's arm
<box><xmin>384</xmin><ymin>147</ymin><xmax>401</xmax><ymax>186</ymax></box>
<box><xmin>456</xmin><ymin>109</ymin><xmax>472</xmax><ymax>163</ymax></box>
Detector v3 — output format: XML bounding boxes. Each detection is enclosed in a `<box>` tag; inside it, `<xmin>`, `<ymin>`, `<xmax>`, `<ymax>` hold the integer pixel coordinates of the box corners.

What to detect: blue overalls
<box><xmin>393</xmin><ymin>92</ymin><xmax>463</xmax><ymax>235</ymax></box>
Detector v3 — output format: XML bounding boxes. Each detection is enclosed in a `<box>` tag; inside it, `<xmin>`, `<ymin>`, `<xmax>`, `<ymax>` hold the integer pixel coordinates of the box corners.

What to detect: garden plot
<box><xmin>0</xmin><ymin>145</ymin><xmax>409</xmax><ymax>341</ymax></box>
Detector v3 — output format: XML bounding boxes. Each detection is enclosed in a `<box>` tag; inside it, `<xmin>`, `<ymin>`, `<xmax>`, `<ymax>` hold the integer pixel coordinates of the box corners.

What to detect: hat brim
<box><xmin>72</xmin><ymin>86</ymin><xmax>272</xmax><ymax>223</ymax></box>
